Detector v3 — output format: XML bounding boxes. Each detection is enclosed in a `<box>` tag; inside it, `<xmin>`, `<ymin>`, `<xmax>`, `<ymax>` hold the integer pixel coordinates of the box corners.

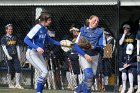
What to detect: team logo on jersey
<box><xmin>40</xmin><ymin>31</ymin><xmax>43</xmax><ymax>33</ymax></box>
<box><xmin>7</xmin><ymin>40</ymin><xmax>16</xmax><ymax>45</ymax></box>
<box><xmin>39</xmin><ymin>34</ymin><xmax>46</xmax><ymax>39</ymax></box>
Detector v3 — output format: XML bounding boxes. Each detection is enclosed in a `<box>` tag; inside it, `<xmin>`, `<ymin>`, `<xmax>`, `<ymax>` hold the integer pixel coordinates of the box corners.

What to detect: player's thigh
<box><xmin>137</xmin><ymin>62</ymin><xmax>140</xmax><ymax>75</ymax></box>
<box><xmin>26</xmin><ymin>49</ymin><xmax>47</xmax><ymax>72</ymax></box>
<box><xmin>6</xmin><ymin>60</ymin><xmax>15</xmax><ymax>73</ymax></box>
<box><xmin>79</xmin><ymin>55</ymin><xmax>92</xmax><ymax>70</ymax></box>
<box><xmin>39</xmin><ymin>54</ymin><xmax>47</xmax><ymax>67</ymax></box>
<box><xmin>128</xmin><ymin>67</ymin><xmax>137</xmax><ymax>74</ymax></box>
<box><xmin>14</xmin><ymin>57</ymin><xmax>21</xmax><ymax>72</ymax></box>
<box><xmin>91</xmin><ymin>54</ymin><xmax>99</xmax><ymax>75</ymax></box>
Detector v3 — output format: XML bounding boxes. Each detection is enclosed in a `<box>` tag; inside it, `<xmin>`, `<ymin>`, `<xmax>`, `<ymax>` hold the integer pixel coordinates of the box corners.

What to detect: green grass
<box><xmin>0</xmin><ymin>89</ymin><xmax>115</xmax><ymax>93</ymax></box>
<box><xmin>0</xmin><ymin>89</ymin><xmax>74</xmax><ymax>93</ymax></box>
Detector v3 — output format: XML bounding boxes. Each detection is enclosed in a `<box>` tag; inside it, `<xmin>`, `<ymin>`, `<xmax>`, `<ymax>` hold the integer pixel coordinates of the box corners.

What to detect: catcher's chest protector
<box><xmin>81</xmin><ymin>27</ymin><xmax>103</xmax><ymax>47</ymax></box>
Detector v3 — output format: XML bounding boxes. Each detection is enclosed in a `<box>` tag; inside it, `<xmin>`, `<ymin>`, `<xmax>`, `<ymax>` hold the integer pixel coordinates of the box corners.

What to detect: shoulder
<box><xmin>80</xmin><ymin>27</ymin><xmax>85</xmax><ymax>32</ymax></box>
<box><xmin>1</xmin><ymin>35</ymin><xmax>6</xmax><ymax>40</ymax></box>
<box><xmin>33</xmin><ymin>24</ymin><xmax>42</xmax><ymax>30</ymax></box>
<box><xmin>12</xmin><ymin>35</ymin><xmax>18</xmax><ymax>39</ymax></box>
<box><xmin>96</xmin><ymin>27</ymin><xmax>103</xmax><ymax>34</ymax></box>
<box><xmin>129</xmin><ymin>33</ymin><xmax>135</xmax><ymax>38</ymax></box>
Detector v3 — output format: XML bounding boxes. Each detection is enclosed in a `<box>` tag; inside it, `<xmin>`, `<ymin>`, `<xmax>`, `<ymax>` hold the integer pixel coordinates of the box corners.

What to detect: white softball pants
<box><xmin>79</xmin><ymin>54</ymin><xmax>99</xmax><ymax>76</ymax></box>
<box><xmin>26</xmin><ymin>49</ymin><xmax>48</xmax><ymax>78</ymax></box>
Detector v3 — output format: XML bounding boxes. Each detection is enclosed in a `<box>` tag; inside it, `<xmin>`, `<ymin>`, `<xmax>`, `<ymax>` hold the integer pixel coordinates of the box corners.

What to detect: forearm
<box><xmin>74</xmin><ymin>43</ymin><xmax>86</xmax><ymax>56</ymax></box>
<box><xmin>1</xmin><ymin>45</ymin><xmax>10</xmax><ymax>57</ymax></box>
<box><xmin>137</xmin><ymin>40</ymin><xmax>140</xmax><ymax>56</ymax></box>
<box><xmin>16</xmin><ymin>46</ymin><xmax>21</xmax><ymax>58</ymax></box>
<box><xmin>24</xmin><ymin>36</ymin><xmax>39</xmax><ymax>49</ymax></box>
<box><xmin>46</xmin><ymin>36</ymin><xmax>60</xmax><ymax>45</ymax></box>
<box><xmin>119</xmin><ymin>34</ymin><xmax>126</xmax><ymax>45</ymax></box>
<box><xmin>130</xmin><ymin>62</ymin><xmax>137</xmax><ymax>67</ymax></box>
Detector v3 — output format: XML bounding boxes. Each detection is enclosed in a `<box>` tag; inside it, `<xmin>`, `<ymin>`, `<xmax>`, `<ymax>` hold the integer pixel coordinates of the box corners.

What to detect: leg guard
<box><xmin>75</xmin><ymin>68</ymin><xmax>94</xmax><ymax>93</ymax></box>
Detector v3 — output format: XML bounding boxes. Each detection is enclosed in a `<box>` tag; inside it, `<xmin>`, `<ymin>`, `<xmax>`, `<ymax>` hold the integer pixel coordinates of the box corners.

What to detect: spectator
<box><xmin>103</xmin><ymin>30</ymin><xmax>115</xmax><ymax>86</ymax></box>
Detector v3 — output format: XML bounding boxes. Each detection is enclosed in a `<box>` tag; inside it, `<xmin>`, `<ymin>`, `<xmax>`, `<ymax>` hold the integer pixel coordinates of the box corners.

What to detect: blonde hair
<box><xmin>89</xmin><ymin>15</ymin><xmax>98</xmax><ymax>20</ymax></box>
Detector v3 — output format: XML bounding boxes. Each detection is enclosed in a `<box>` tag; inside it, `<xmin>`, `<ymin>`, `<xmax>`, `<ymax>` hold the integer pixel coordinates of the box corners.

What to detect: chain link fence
<box><xmin>0</xmin><ymin>1</ymin><xmax>119</xmax><ymax>93</ymax></box>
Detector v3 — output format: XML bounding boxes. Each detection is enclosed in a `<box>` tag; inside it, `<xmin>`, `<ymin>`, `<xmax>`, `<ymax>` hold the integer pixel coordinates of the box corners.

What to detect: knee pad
<box><xmin>83</xmin><ymin>68</ymin><xmax>94</xmax><ymax>88</ymax></box>
<box><xmin>137</xmin><ymin>62</ymin><xmax>140</xmax><ymax>75</ymax></box>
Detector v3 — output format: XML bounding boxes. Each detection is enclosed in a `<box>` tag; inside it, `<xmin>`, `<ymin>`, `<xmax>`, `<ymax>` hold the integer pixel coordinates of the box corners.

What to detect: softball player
<box><xmin>136</xmin><ymin>31</ymin><xmax>140</xmax><ymax>93</ymax></box>
<box><xmin>119</xmin><ymin>24</ymin><xmax>136</xmax><ymax>93</ymax></box>
<box><xmin>24</xmin><ymin>13</ymin><xmax>67</xmax><ymax>93</ymax></box>
<box><xmin>74</xmin><ymin>15</ymin><xmax>106</xmax><ymax>93</ymax></box>
<box><xmin>1</xmin><ymin>24</ymin><xmax>23</xmax><ymax>89</ymax></box>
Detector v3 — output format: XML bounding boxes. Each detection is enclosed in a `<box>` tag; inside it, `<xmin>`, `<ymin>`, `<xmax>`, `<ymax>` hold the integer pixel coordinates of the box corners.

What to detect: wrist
<box><xmin>84</xmin><ymin>54</ymin><xmax>88</xmax><ymax>57</ymax></box>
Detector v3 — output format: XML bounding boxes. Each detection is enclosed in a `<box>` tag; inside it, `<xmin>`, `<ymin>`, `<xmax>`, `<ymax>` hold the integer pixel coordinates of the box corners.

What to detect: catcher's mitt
<box><xmin>60</xmin><ymin>40</ymin><xmax>73</xmax><ymax>52</ymax></box>
<box><xmin>60</xmin><ymin>40</ymin><xmax>73</xmax><ymax>47</ymax></box>
<box><xmin>77</xmin><ymin>36</ymin><xmax>92</xmax><ymax>50</ymax></box>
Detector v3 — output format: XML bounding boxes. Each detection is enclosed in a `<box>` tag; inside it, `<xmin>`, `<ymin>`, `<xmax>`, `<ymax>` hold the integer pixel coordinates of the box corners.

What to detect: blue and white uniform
<box><xmin>74</xmin><ymin>26</ymin><xmax>105</xmax><ymax>93</ymax></box>
<box><xmin>24</xmin><ymin>24</ymin><xmax>60</xmax><ymax>93</ymax></box>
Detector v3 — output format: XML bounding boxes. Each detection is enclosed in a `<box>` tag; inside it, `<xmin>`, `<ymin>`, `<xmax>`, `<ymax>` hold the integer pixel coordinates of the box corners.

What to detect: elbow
<box><xmin>119</xmin><ymin>41</ymin><xmax>122</xmax><ymax>45</ymax></box>
<box><xmin>24</xmin><ymin>36</ymin><xmax>29</xmax><ymax>44</ymax></box>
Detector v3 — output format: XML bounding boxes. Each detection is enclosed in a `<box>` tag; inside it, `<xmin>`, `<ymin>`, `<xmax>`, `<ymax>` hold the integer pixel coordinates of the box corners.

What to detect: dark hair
<box><xmin>5</xmin><ymin>24</ymin><xmax>13</xmax><ymax>30</ymax></box>
<box><xmin>39</xmin><ymin>13</ymin><xmax>51</xmax><ymax>22</ymax></box>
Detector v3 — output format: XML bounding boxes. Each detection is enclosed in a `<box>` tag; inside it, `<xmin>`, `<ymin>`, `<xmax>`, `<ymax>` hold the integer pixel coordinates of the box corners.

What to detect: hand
<box><xmin>123</xmin><ymin>63</ymin><xmax>130</xmax><ymax>68</ymax></box>
<box><xmin>18</xmin><ymin>56</ymin><xmax>21</xmax><ymax>61</ymax></box>
<box><xmin>37</xmin><ymin>47</ymin><xmax>44</xmax><ymax>54</ymax></box>
<box><xmin>7</xmin><ymin>55</ymin><xmax>12</xmax><ymax>60</ymax></box>
<box><xmin>84</xmin><ymin>54</ymin><xmax>93</xmax><ymax>62</ymax></box>
<box><xmin>137</xmin><ymin>56</ymin><xmax>140</xmax><ymax>62</ymax></box>
<box><xmin>124</xmin><ymin>29</ymin><xmax>128</xmax><ymax>34</ymax></box>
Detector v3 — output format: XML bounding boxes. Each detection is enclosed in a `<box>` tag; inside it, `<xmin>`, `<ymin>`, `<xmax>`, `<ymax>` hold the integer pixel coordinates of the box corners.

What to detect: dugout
<box><xmin>0</xmin><ymin>0</ymin><xmax>139</xmax><ymax>92</ymax></box>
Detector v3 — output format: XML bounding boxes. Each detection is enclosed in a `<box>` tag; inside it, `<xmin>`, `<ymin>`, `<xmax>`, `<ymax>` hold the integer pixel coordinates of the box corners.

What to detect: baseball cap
<box><xmin>69</xmin><ymin>27</ymin><xmax>80</xmax><ymax>32</ymax></box>
<box><xmin>126</xmin><ymin>43</ymin><xmax>134</xmax><ymax>55</ymax></box>
<box><xmin>104</xmin><ymin>31</ymin><xmax>110</xmax><ymax>35</ymax></box>
<box><xmin>123</xmin><ymin>24</ymin><xmax>131</xmax><ymax>29</ymax></box>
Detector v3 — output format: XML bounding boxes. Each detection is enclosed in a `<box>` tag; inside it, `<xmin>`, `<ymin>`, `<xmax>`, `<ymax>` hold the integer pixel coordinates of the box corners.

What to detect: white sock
<box><xmin>94</xmin><ymin>78</ymin><xmax>98</xmax><ymax>89</ymax></box>
<box><xmin>16</xmin><ymin>73</ymin><xmax>20</xmax><ymax>85</ymax></box>
<box><xmin>128</xmin><ymin>73</ymin><xmax>133</xmax><ymax>88</ymax></box>
<box><xmin>122</xmin><ymin>73</ymin><xmax>127</xmax><ymax>89</ymax></box>
<box><xmin>104</xmin><ymin>76</ymin><xmax>108</xmax><ymax>85</ymax></box>
<box><xmin>138</xmin><ymin>75</ymin><xmax>140</xmax><ymax>90</ymax></box>
<box><xmin>7</xmin><ymin>74</ymin><xmax>12</xmax><ymax>85</ymax></box>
